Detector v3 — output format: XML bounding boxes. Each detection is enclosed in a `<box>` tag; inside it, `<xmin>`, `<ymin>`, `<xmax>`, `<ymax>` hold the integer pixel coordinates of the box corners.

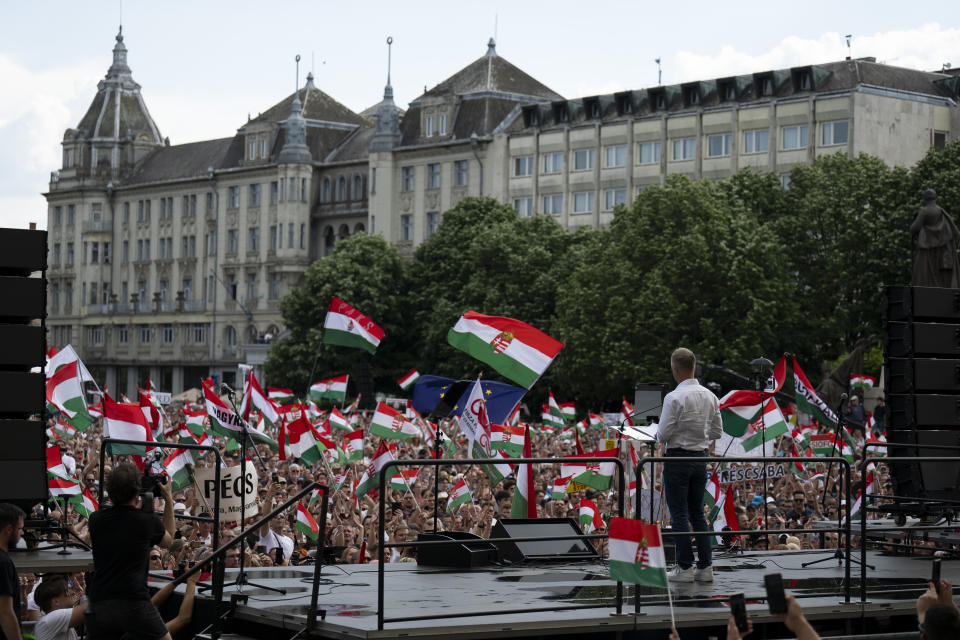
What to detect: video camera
<box><xmin>140</xmin><ymin>450</ymin><xmax>168</xmax><ymax>513</ymax></box>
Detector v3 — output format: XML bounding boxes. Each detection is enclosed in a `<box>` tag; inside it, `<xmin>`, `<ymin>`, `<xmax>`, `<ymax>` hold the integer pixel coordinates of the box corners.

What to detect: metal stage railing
<box><xmin>97</xmin><ymin>438</ymin><xmax>330</xmax><ymax>639</ymax></box>
<box><xmin>375</xmin><ymin>456</ymin><xmax>627</xmax><ymax>630</ymax></box>
<box><xmin>859</xmin><ymin>440</ymin><xmax>960</xmax><ymax>604</ymax></box>
<box><xmin>636</xmin><ymin>455</ymin><xmax>853</xmax><ymax>615</ymax></box>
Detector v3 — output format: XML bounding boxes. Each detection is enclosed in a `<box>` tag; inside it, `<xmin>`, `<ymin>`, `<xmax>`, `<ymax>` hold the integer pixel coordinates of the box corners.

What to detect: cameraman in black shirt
<box><xmin>85</xmin><ymin>461</ymin><xmax>175</xmax><ymax>640</ymax></box>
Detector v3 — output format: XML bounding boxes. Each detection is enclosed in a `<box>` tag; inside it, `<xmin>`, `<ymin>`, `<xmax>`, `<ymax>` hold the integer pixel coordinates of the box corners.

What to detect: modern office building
<box><xmin>45</xmin><ymin>30</ymin><xmax>959</xmax><ymax>394</ymax></box>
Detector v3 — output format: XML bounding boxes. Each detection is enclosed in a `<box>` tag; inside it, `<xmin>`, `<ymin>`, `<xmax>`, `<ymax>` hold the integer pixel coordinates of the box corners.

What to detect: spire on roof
<box><xmin>277</xmin><ymin>54</ymin><xmax>312</xmax><ymax>164</ymax></box>
<box><xmin>370</xmin><ymin>36</ymin><xmax>401</xmax><ymax>153</ymax></box>
<box><xmin>486</xmin><ymin>37</ymin><xmax>497</xmax><ymax>57</ymax></box>
<box><xmin>107</xmin><ymin>25</ymin><xmax>132</xmax><ymax>82</ymax></box>
<box><xmin>305</xmin><ymin>71</ymin><xmax>315</xmax><ymax>89</ymax></box>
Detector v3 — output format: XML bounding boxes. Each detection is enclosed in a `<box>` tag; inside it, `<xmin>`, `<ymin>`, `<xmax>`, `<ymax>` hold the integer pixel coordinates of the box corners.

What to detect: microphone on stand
<box><xmin>221</xmin><ymin>382</ymin><xmax>236</xmax><ymax>396</ymax></box>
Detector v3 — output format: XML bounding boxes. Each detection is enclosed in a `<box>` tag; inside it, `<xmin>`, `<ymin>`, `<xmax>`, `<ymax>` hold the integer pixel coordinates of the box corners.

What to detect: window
<box><xmin>425</xmin><ymin>115</ymin><xmax>435</xmax><ymax>137</ymax></box>
<box><xmin>82</xmin><ymin>242</ymin><xmax>88</xmax><ymax>265</ymax></box>
<box><xmin>707</xmin><ymin>133</ymin><xmax>733</xmax><ymax>158</ymax></box>
<box><xmin>191</xmin><ymin>323</ymin><xmax>207</xmax><ymax>344</ymax></box>
<box><xmin>103</xmin><ymin>242</ymin><xmax>110</xmax><ymax>264</ymax></box>
<box><xmin>138</xmin><ymin>325</ymin><xmax>151</xmax><ymax>344</ymax></box>
<box><xmin>53</xmin><ymin>243</ymin><xmax>61</xmax><ymax>265</ymax></box>
<box><xmin>672</xmin><ymin>137</ymin><xmax>696</xmax><ymax>160</ymax></box>
<box><xmin>269</xmin><ymin>272</ymin><xmax>280</xmax><ymax>299</ymax></box>
<box><xmin>934</xmin><ymin>131</ymin><xmax>948</xmax><ymax>149</ymax></box>
<box><xmin>64</xmin><ymin>283</ymin><xmax>72</xmax><ymax>311</ymax></box>
<box><xmin>123</xmin><ymin>202</ymin><xmax>129</xmax><ymax>224</ymax></box>
<box><xmin>260</xmin><ymin>139</ymin><xmax>267</xmax><ymax>158</ymax></box>
<box><xmin>249</xmin><ymin>140</ymin><xmax>257</xmax><ymax>160</ymax></box>
<box><xmin>87</xmin><ymin>326</ymin><xmax>103</xmax><ymax>345</ymax></box>
<box><xmin>91</xmin><ymin>242</ymin><xmax>99</xmax><ymax>264</ymax></box>
<box><xmin>120</xmin><ymin>281</ymin><xmax>127</xmax><ymax>302</ymax></box>
<box><xmin>543</xmin><ymin>152</ymin><xmax>564</xmax><ymax>174</ymax></box>
<box><xmin>67</xmin><ymin>204</ymin><xmax>75</xmax><ymax>225</ymax></box>
<box><xmin>51</xmin><ymin>283</ymin><xmax>59</xmax><ymax>311</ymax></box>
<box><xmin>159</xmin><ymin>197</ymin><xmax>167</xmax><ymax>220</ymax></box>
<box><xmin>514</xmin><ymin>197</ymin><xmax>533</xmax><ymax>218</ymax></box>
<box><xmin>638</xmin><ymin>141</ymin><xmax>661</xmax><ymax>165</ymax></box>
<box><xmin>248</xmin><ymin>227</ymin><xmax>259</xmax><ymax>252</ymax></box>
<box><xmin>225</xmin><ymin>326</ymin><xmax>237</xmax><ymax>348</ymax></box>
<box><xmin>246</xmin><ymin>273</ymin><xmax>257</xmax><ymax>300</ymax></box>
<box><xmin>427</xmin><ymin>163</ymin><xmax>441</xmax><ymax>189</ymax></box>
<box><xmin>605</xmin><ymin>145</ymin><xmax>627</xmax><ymax>167</ymax></box>
<box><xmin>454</xmin><ymin>160</ymin><xmax>468</xmax><ymax>187</ymax></box>
<box><xmin>821</xmin><ymin>121</ymin><xmax>848</xmax><ymax>146</ymax></box>
<box><xmin>117</xmin><ymin>325</ymin><xmax>129</xmax><ymax>344</ymax></box>
<box><xmin>206</xmin><ymin>275</ymin><xmax>214</xmax><ymax>302</ymax></box>
<box><xmin>159</xmin><ymin>279</ymin><xmax>169</xmax><ymax>300</ymax></box>
<box><xmin>226</xmin><ymin>274</ymin><xmax>237</xmax><ymax>301</ymax></box>
<box><xmin>206</xmin><ymin>232</ymin><xmax>217</xmax><ymax>256</ymax></box>
<box><xmin>300</xmin><ymin>223</ymin><xmax>306</xmax><ymax>249</ymax></box>
<box><xmin>143</xmin><ymin>239</ymin><xmax>150</xmax><ymax>260</ymax></box>
<box><xmin>573</xmin><ymin>191</ymin><xmax>595</xmax><ymax>213</ymax></box>
<box><xmin>227</xmin><ymin>229</ymin><xmax>238</xmax><ymax>254</ymax></box>
<box><xmin>271</xmin><ymin>181</ymin><xmax>279</xmax><ymax>205</ymax></box>
<box><xmin>323</xmin><ymin>226</ymin><xmax>335</xmax><ymax>256</ymax></box>
<box><xmin>144</xmin><ymin>200</ymin><xmax>151</xmax><ymax>220</ymax></box>
<box><xmin>190</xmin><ymin>194</ymin><xmax>197</xmax><ymax>216</ymax></box>
<box><xmin>604</xmin><ymin>188</ymin><xmax>627</xmax><ymax>211</ymax></box>
<box><xmin>162</xmin><ymin>324</ymin><xmax>174</xmax><ymax>345</ymax></box>
<box><xmin>158</xmin><ymin>237</ymin><xmax>165</xmax><ymax>259</ymax></box>
<box><xmin>67</xmin><ymin>242</ymin><xmax>74</xmax><ymax>265</ymax></box>
<box><xmin>543</xmin><ymin>194</ymin><xmax>563</xmax><ymax>215</ymax></box>
<box><xmin>514</xmin><ymin>156</ymin><xmax>534</xmax><ymax>176</ymax></box>
<box><xmin>64</xmin><ymin>148</ymin><xmax>74</xmax><ymax>168</ymax></box>
<box><xmin>206</xmin><ymin>192</ymin><xmax>214</xmax><ymax>212</ymax></box>
<box><xmin>353</xmin><ymin>175</ymin><xmax>363</xmax><ymax>200</ymax></box>
<box><xmin>270</xmin><ymin>225</ymin><xmax>277</xmax><ymax>250</ymax></box>
<box><xmin>743</xmin><ymin>129</ymin><xmax>769</xmax><ymax>154</ymax></box>
<box><xmin>301</xmin><ymin>178</ymin><xmax>307</xmax><ymax>202</ymax></box>
<box><xmin>89</xmin><ymin>282</ymin><xmax>97</xmax><ymax>305</ymax></box>
<box><xmin>182</xmin><ymin>196</ymin><xmax>189</xmax><ymax>219</ymax></box>
<box><xmin>228</xmin><ymin>186</ymin><xmax>240</xmax><ymax>208</ymax></box>
<box><xmin>426</xmin><ymin>212</ymin><xmax>440</xmax><ymax>238</ymax></box>
<box><xmin>54</xmin><ymin>206</ymin><xmax>62</xmax><ymax>226</ymax></box>
<box><xmin>400</xmin><ymin>214</ymin><xmax>413</xmax><ymax>241</ymax></box>
<box><xmin>573</xmin><ymin>149</ymin><xmax>594</xmax><ymax>171</ymax></box>
<box><xmin>289</xmin><ymin>177</ymin><xmax>296</xmax><ymax>201</ymax></box>
<box><xmin>781</xmin><ymin>174</ymin><xmax>792</xmax><ymax>189</ymax></box>
<box><xmin>370</xmin><ymin>168</ymin><xmax>376</xmax><ymax>194</ymax></box>
<box><xmin>182</xmin><ymin>278</ymin><xmax>192</xmax><ymax>300</ymax></box>
<box><xmin>782</xmin><ymin>125</ymin><xmax>808</xmax><ymax>150</ymax></box>
<box><xmin>401</xmin><ymin>166</ymin><xmax>415</xmax><ymax>192</ymax></box>
<box><xmin>439</xmin><ymin>113</ymin><xmax>448</xmax><ymax>136</ymax></box>
<box><xmin>249</xmin><ymin>184</ymin><xmax>261</xmax><ymax>207</ymax></box>
<box><xmin>138</xmin><ymin>280</ymin><xmax>147</xmax><ymax>302</ymax></box>
<box><xmin>288</xmin><ymin>224</ymin><xmax>294</xmax><ymax>248</ymax></box>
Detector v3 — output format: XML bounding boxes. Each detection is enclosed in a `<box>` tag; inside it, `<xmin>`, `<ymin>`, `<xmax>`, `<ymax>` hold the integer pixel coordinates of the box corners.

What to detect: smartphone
<box><xmin>932</xmin><ymin>557</ymin><xmax>942</xmax><ymax>592</ymax></box>
<box><xmin>272</xmin><ymin>471</ymin><xmax>279</xmax><ymax>483</ymax></box>
<box><xmin>764</xmin><ymin>573</ymin><xmax>787</xmax><ymax>614</ymax></box>
<box><xmin>729</xmin><ymin>592</ymin><xmax>749</xmax><ymax>632</ymax></box>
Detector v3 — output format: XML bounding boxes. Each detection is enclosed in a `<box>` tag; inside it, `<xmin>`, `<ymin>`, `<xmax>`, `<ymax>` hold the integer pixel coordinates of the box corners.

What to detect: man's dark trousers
<box><xmin>663</xmin><ymin>449</ymin><xmax>711</xmax><ymax>569</ymax></box>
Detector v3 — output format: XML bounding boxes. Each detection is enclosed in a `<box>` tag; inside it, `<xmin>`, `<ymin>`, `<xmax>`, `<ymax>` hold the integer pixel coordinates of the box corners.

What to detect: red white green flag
<box><xmin>310</xmin><ymin>375</ymin><xmax>349</xmax><ymax>402</ymax></box>
<box><xmin>621</xmin><ymin>398</ymin><xmax>635</xmax><ymax>426</ymax></box>
<box><xmin>811</xmin><ymin>433</ymin><xmax>838</xmax><ymax>457</ymax></box>
<box><xmin>560</xmin><ymin>449</ymin><xmax>618</xmax><ymax>491</ymax></box>
<box><xmin>103</xmin><ymin>394</ymin><xmax>154</xmax><ymax>455</ymax></box>
<box><xmin>447</xmin><ymin>311</ymin><xmax>564</xmax><ymax>388</ymax></box>
<box><xmin>47</xmin><ymin>446</ymin><xmax>81</xmax><ymax>496</ymax></box>
<box><xmin>551</xmin><ymin>475</ymin><xmax>572</xmax><ymax>500</ymax></box>
<box><xmin>355</xmin><ymin>442</ymin><xmax>394</xmax><ymax>498</ymax></box>
<box><xmin>447</xmin><ymin>477</ymin><xmax>472</xmax><ymax>512</ymax></box>
<box><xmin>296</xmin><ymin>502</ymin><xmax>320</xmax><ymax>540</ymax></box>
<box><xmin>389</xmin><ymin>469</ymin><xmax>420</xmax><ymax>491</ymax></box>
<box><xmin>397</xmin><ymin>369</ymin><xmax>420</xmax><ymax>391</ymax></box>
<box><xmin>579</xmin><ymin>498</ymin><xmax>604</xmax><ymax>534</ymax></box>
<box><xmin>792</xmin><ymin>357</ymin><xmax>838</xmax><ymax>427</ymax></box>
<box><xmin>491</xmin><ymin>423</ymin><xmax>525</xmax><ymax>457</ymax></box>
<box><xmin>268</xmin><ymin>388</ymin><xmax>295</xmax><ymax>405</ymax></box>
<box><xmin>370</xmin><ymin>402</ymin><xmax>419</xmax><ymax>440</ymax></box>
<box><xmin>850</xmin><ymin>374</ymin><xmax>876</xmax><ymax>391</ymax></box>
<box><xmin>322</xmin><ymin>297</ymin><xmax>384</xmax><ymax>354</ymax></box>
<box><xmin>589</xmin><ymin>414</ymin><xmax>604</xmax><ymax>430</ymax></box>
<box><xmin>241</xmin><ymin>370</ymin><xmax>280</xmax><ymax>425</ymax></box>
<box><xmin>46</xmin><ymin>360</ymin><xmax>94</xmax><ymax>431</ymax></box>
<box><xmin>480</xmin><ymin>449</ymin><xmax>514</xmax><ymax>486</ymax></box>
<box><xmin>162</xmin><ymin>448</ymin><xmax>194</xmax><ymax>492</ymax></box>
<box><xmin>510</xmin><ymin>424</ymin><xmax>536</xmax><ymax>518</ymax></box>
<box><xmin>344</xmin><ymin>429</ymin><xmax>364</xmax><ymax>462</ymax></box>
<box><xmin>548</xmin><ymin>389</ymin><xmax>564</xmax><ymax>421</ymax></box>
<box><xmin>541</xmin><ymin>404</ymin><xmax>563</xmax><ymax>428</ymax></box>
<box><xmin>203</xmin><ymin>379</ymin><xmax>245</xmax><ymax>438</ymax></box>
<box><xmin>560</xmin><ymin>402</ymin><xmax>576</xmax><ymax>423</ymax></box>
<box><xmin>284</xmin><ymin>414</ymin><xmax>332</xmax><ymax>465</ymax></box>
<box><xmin>328</xmin><ymin>407</ymin><xmax>351</xmax><ymax>432</ymax></box>
<box><xmin>608</xmin><ymin>519</ymin><xmax>668</xmax><ymax>587</ymax></box>
<box><xmin>69</xmin><ymin>486</ymin><xmax>99</xmax><ymax>518</ymax></box>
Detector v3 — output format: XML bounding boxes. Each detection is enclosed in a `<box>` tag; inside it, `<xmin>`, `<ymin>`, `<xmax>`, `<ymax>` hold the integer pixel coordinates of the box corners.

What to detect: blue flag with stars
<box><xmin>412</xmin><ymin>375</ymin><xmax>526</xmax><ymax>425</ymax></box>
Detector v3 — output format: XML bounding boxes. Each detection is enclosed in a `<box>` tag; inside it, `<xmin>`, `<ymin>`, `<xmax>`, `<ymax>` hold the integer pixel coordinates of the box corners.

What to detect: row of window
<box><xmin>423</xmin><ymin>112</ymin><xmax>449</xmax><ymax>138</ymax></box>
<box><xmin>227</xmin><ymin>178</ymin><xmax>306</xmax><ymax>209</ymax></box>
<box><xmin>400</xmin><ymin>160</ymin><xmax>469</xmax><ymax>192</ymax></box>
<box><xmin>398</xmin><ymin>212</ymin><xmax>442</xmax><ymax>242</ymax></box>
<box><xmin>512</xmin><ymin>188</ymin><xmax>629</xmax><ymax>217</ymax></box>
<box><xmin>85</xmin><ymin>323</ymin><xmax>208</xmax><ymax>347</ymax></box>
<box><xmin>510</xmin><ymin>121</ymin><xmax>849</xmax><ymax>175</ymax></box>
<box><xmin>319</xmin><ymin>174</ymin><xmax>365</xmax><ymax>204</ymax></box>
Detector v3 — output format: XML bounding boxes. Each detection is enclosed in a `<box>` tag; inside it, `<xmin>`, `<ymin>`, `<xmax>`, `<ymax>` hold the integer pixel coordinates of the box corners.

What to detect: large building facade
<box><xmin>45</xmin><ymin>31</ymin><xmax>960</xmax><ymax>395</ymax></box>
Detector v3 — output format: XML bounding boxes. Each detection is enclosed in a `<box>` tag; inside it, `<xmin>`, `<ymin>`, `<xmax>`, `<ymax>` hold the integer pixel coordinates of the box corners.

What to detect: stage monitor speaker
<box><xmin>490</xmin><ymin>518</ymin><xmax>598</xmax><ymax>563</ymax></box>
<box><xmin>885</xmin><ymin>322</ymin><xmax>960</xmax><ymax>358</ymax></box>
<box><xmin>415</xmin><ymin>531</ymin><xmax>498</xmax><ymax>568</ymax></box>
<box><xmin>887</xmin><ymin>394</ymin><xmax>960</xmax><ymax>429</ymax></box>
<box><xmin>885</xmin><ymin>285</ymin><xmax>960</xmax><ymax>322</ymax></box>
<box><xmin>887</xmin><ymin>358</ymin><xmax>960</xmax><ymax>394</ymax></box>
<box><xmin>0</xmin><ymin>228</ymin><xmax>47</xmax><ymax>275</ymax></box>
<box><xmin>0</xmin><ymin>420</ymin><xmax>48</xmax><ymax>511</ymax></box>
<box><xmin>888</xmin><ymin>430</ymin><xmax>960</xmax><ymax>502</ymax></box>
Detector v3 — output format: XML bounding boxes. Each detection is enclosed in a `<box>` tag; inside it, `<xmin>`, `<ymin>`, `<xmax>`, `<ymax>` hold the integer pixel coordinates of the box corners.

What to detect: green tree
<box><xmin>264</xmin><ymin>233</ymin><xmax>411</xmax><ymax>402</ymax></box>
<box><xmin>909</xmin><ymin>139</ymin><xmax>960</xmax><ymax>218</ymax></box>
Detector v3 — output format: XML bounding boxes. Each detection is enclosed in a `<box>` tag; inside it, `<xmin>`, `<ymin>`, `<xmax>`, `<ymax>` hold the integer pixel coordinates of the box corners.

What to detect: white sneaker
<box><xmin>694</xmin><ymin>566</ymin><xmax>714</xmax><ymax>582</ymax></box>
<box><xmin>667</xmin><ymin>565</ymin><xmax>694</xmax><ymax>583</ymax></box>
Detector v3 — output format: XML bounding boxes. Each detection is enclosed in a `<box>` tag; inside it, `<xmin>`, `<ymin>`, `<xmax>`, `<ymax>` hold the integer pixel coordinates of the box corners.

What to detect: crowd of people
<box><xmin>2</xmin><ymin>353</ymin><xmax>957</xmax><ymax>639</ymax></box>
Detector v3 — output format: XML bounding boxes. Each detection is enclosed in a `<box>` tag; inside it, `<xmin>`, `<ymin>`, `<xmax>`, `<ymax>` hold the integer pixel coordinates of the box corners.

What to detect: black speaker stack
<box><xmin>0</xmin><ymin>228</ymin><xmax>49</xmax><ymax>512</ymax></box>
<box><xmin>883</xmin><ymin>285</ymin><xmax>960</xmax><ymax>503</ymax></box>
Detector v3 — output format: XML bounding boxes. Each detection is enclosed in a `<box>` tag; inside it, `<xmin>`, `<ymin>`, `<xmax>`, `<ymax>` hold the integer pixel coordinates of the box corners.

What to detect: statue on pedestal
<box><xmin>911</xmin><ymin>189</ymin><xmax>960</xmax><ymax>288</ymax></box>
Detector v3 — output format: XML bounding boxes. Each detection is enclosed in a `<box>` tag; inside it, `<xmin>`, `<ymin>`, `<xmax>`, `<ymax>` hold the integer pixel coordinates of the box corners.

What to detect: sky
<box><xmin>1</xmin><ymin>1</ymin><xmax>958</xmax><ymax>230</ymax></box>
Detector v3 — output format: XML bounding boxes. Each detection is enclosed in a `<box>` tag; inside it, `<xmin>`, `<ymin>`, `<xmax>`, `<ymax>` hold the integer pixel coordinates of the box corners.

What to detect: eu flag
<box><xmin>411</xmin><ymin>375</ymin><xmax>526</xmax><ymax>425</ymax></box>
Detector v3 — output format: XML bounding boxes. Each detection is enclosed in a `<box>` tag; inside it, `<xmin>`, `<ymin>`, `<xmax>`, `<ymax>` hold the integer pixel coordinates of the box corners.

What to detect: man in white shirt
<box><xmin>33</xmin><ymin>576</ymin><xmax>81</xmax><ymax>640</ymax></box>
<box><xmin>657</xmin><ymin>348</ymin><xmax>723</xmax><ymax>583</ymax></box>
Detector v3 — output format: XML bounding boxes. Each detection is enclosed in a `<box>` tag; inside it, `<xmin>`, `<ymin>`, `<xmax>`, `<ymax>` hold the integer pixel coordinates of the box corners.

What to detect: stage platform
<box><xmin>170</xmin><ymin>547</ymin><xmax>958</xmax><ymax>639</ymax></box>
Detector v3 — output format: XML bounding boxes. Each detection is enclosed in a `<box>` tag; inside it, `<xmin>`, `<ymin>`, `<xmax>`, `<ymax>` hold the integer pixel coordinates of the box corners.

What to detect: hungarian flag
<box><xmin>370</xmin><ymin>402</ymin><xmax>419</xmax><ymax>440</ymax></box>
<box><xmin>548</xmin><ymin>390</ymin><xmax>564</xmax><ymax>422</ymax></box>
<box><xmin>510</xmin><ymin>424</ymin><xmax>536</xmax><ymax>518</ymax></box>
<box><xmin>447</xmin><ymin>477</ymin><xmax>472</xmax><ymax>512</ymax></box>
<box><xmin>162</xmin><ymin>448</ymin><xmax>194</xmax><ymax>492</ymax></box>
<box><xmin>69</xmin><ymin>487</ymin><xmax>99</xmax><ymax>518</ymax></box>
<box><xmin>447</xmin><ymin>311</ymin><xmax>564</xmax><ymax>388</ymax></box>
<box><xmin>560</xmin><ymin>449</ymin><xmax>618</xmax><ymax>491</ymax></box>
<box><xmin>103</xmin><ymin>394</ymin><xmax>154</xmax><ymax>455</ymax></box>
<box><xmin>608</xmin><ymin>519</ymin><xmax>668</xmax><ymax>587</ymax></box>
<box><xmin>621</xmin><ymin>398</ymin><xmax>635</xmax><ymax>426</ymax></box>
<box><xmin>46</xmin><ymin>361</ymin><xmax>94</xmax><ymax>431</ymax></box>
<box><xmin>560</xmin><ymin>402</ymin><xmax>576</xmax><ymax>423</ymax></box>
<box><xmin>284</xmin><ymin>414</ymin><xmax>331</xmax><ymax>465</ymax></box>
<box><xmin>541</xmin><ymin>405</ymin><xmax>562</xmax><ymax>429</ymax></box>
<box><xmin>579</xmin><ymin>498</ymin><xmax>604</xmax><ymax>534</ymax></box>
<box><xmin>187</xmin><ymin>429</ymin><xmax>212</xmax><ymax>463</ymax></box>
<box><xmin>398</xmin><ymin>369</ymin><xmax>420</xmax><ymax>391</ymax></box>
<box><xmin>328</xmin><ymin>407</ymin><xmax>351</xmax><ymax>432</ymax></box>
<box><xmin>704</xmin><ymin>472</ymin><xmax>722</xmax><ymax>519</ymax></box>
<box><xmin>355</xmin><ymin>442</ymin><xmax>394</xmax><ymax>498</ymax></box>
<box><xmin>589</xmin><ymin>414</ymin><xmax>604</xmax><ymax>430</ymax></box>
<box><xmin>139</xmin><ymin>392</ymin><xmax>162</xmax><ymax>438</ymax></box>
<box><xmin>46</xmin><ymin>344</ymin><xmax>95</xmax><ymax>383</ymax></box>
<box><xmin>719</xmin><ymin>390</ymin><xmax>767</xmax><ymax>437</ymax></box>
<box><xmin>344</xmin><ymin>429</ymin><xmax>364</xmax><ymax>462</ymax></box>
<box><xmin>182</xmin><ymin>407</ymin><xmax>207</xmax><ymax>436</ymax></box>
<box><xmin>739</xmin><ymin>399</ymin><xmax>789</xmax><ymax>451</ymax></box>
<box><xmin>390</xmin><ymin>469</ymin><xmax>420</xmax><ymax>491</ymax></box>
<box><xmin>792</xmin><ymin>357</ymin><xmax>837</xmax><ymax>427</ymax></box>
<box><xmin>296</xmin><ymin>502</ymin><xmax>320</xmax><ymax>540</ymax></box>
<box><xmin>480</xmin><ymin>449</ymin><xmax>514</xmax><ymax>486</ymax></box>
<box><xmin>241</xmin><ymin>371</ymin><xmax>280</xmax><ymax>425</ymax></box>
<box><xmin>322</xmin><ymin>297</ymin><xmax>384</xmax><ymax>354</ymax></box>
<box><xmin>268</xmin><ymin>388</ymin><xmax>295</xmax><ymax>405</ymax></box>
<box><xmin>552</xmin><ymin>475</ymin><xmax>572</xmax><ymax>500</ymax></box>
<box><xmin>310</xmin><ymin>375</ymin><xmax>349</xmax><ymax>402</ymax></box>
<box><xmin>810</xmin><ymin>433</ymin><xmax>839</xmax><ymax>457</ymax></box>
<box><xmin>53</xmin><ymin>417</ymin><xmax>78</xmax><ymax>440</ymax></box>
<box><xmin>711</xmin><ymin>485</ymin><xmax>740</xmax><ymax>544</ymax></box>
<box><xmin>491</xmin><ymin>423</ymin><xmax>525</xmax><ymax>457</ymax></box>
<box><xmin>47</xmin><ymin>446</ymin><xmax>81</xmax><ymax>496</ymax></box>
<box><xmin>850</xmin><ymin>374</ymin><xmax>876</xmax><ymax>391</ymax></box>
<box><xmin>203</xmin><ymin>379</ymin><xmax>245</xmax><ymax>438</ymax></box>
